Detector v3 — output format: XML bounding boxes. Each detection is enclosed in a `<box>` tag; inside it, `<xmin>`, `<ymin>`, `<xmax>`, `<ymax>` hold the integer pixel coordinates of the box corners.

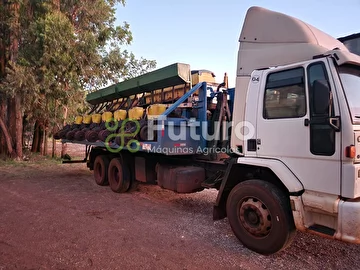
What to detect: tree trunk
<box><xmin>52</xmin><ymin>136</ymin><xmax>56</xmax><ymax>158</ymax></box>
<box><xmin>2</xmin><ymin>1</ymin><xmax>21</xmax><ymax>160</ymax></box>
<box><xmin>31</xmin><ymin>120</ymin><xmax>44</xmax><ymax>153</ymax></box>
<box><xmin>0</xmin><ymin>1</ymin><xmax>6</xmax><ymax>79</ymax></box>
<box><xmin>8</xmin><ymin>98</ymin><xmax>16</xmax><ymax>140</ymax></box>
<box><xmin>0</xmin><ymin>116</ymin><xmax>15</xmax><ymax>158</ymax></box>
<box><xmin>61</xmin><ymin>142</ymin><xmax>67</xmax><ymax>158</ymax></box>
<box><xmin>52</xmin><ymin>125</ymin><xmax>58</xmax><ymax>158</ymax></box>
<box><xmin>14</xmin><ymin>95</ymin><xmax>22</xmax><ymax>158</ymax></box>
<box><xmin>39</xmin><ymin>128</ymin><xmax>44</xmax><ymax>155</ymax></box>
<box><xmin>43</xmin><ymin>128</ymin><xmax>48</xmax><ymax>156</ymax></box>
<box><xmin>0</xmin><ymin>1</ymin><xmax>6</xmax><ymax>154</ymax></box>
<box><xmin>9</xmin><ymin>2</ymin><xmax>20</xmax><ymax>63</ymax></box>
<box><xmin>0</xmin><ymin>98</ymin><xmax>7</xmax><ymax>154</ymax></box>
<box><xmin>22</xmin><ymin>114</ymin><xmax>28</xmax><ymax>149</ymax></box>
<box><xmin>61</xmin><ymin>105</ymin><xmax>68</xmax><ymax>158</ymax></box>
<box><xmin>31</xmin><ymin>121</ymin><xmax>39</xmax><ymax>152</ymax></box>
<box><xmin>5</xmin><ymin>97</ymin><xmax>24</xmax><ymax>159</ymax></box>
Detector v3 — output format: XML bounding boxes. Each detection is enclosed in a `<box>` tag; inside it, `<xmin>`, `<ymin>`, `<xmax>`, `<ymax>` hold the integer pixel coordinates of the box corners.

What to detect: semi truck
<box><xmin>55</xmin><ymin>6</ymin><xmax>360</xmax><ymax>255</ymax></box>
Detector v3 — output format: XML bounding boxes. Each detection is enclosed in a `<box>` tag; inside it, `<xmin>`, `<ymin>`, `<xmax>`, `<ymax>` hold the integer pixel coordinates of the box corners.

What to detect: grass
<box><xmin>0</xmin><ymin>142</ymin><xmax>87</xmax><ymax>168</ymax></box>
<box><xmin>0</xmin><ymin>152</ymin><xmax>62</xmax><ymax>168</ymax></box>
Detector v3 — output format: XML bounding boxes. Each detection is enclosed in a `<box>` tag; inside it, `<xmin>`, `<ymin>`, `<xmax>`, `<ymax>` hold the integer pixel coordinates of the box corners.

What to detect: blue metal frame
<box><xmin>162</xmin><ymin>82</ymin><xmax>206</xmax><ymax>117</ymax></box>
<box><xmin>227</xmin><ymin>87</ymin><xmax>235</xmax><ymax>115</ymax></box>
<box><xmin>142</xmin><ymin>82</ymin><xmax>208</xmax><ymax>155</ymax></box>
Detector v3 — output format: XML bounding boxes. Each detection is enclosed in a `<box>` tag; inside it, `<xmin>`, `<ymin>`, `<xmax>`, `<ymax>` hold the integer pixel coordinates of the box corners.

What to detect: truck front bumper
<box><xmin>336</xmin><ymin>198</ymin><xmax>360</xmax><ymax>244</ymax></box>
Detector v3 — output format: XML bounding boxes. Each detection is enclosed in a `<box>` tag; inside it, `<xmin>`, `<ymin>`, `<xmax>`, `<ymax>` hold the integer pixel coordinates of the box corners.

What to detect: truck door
<box><xmin>256</xmin><ymin>61</ymin><xmax>341</xmax><ymax>195</ymax></box>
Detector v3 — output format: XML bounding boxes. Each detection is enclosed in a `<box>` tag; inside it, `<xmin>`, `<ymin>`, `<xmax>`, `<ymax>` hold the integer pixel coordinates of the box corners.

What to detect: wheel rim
<box><xmin>239</xmin><ymin>197</ymin><xmax>272</xmax><ymax>237</ymax></box>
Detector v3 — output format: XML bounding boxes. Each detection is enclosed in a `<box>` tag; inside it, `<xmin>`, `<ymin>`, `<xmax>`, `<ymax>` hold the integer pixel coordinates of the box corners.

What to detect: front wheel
<box><xmin>226</xmin><ymin>180</ymin><xmax>296</xmax><ymax>255</ymax></box>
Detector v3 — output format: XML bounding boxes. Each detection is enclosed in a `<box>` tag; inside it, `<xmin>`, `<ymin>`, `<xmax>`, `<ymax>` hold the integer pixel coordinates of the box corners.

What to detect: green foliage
<box><xmin>1</xmin><ymin>0</ymin><xmax>156</xmax><ymax>130</ymax></box>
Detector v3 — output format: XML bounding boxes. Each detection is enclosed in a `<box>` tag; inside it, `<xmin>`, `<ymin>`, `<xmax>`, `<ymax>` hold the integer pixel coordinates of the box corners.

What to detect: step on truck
<box><xmin>55</xmin><ymin>6</ymin><xmax>360</xmax><ymax>255</ymax></box>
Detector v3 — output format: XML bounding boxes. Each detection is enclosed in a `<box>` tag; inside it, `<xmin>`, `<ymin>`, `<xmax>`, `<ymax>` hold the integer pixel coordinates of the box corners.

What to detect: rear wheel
<box><xmin>93</xmin><ymin>155</ymin><xmax>110</xmax><ymax>186</ymax></box>
<box><xmin>226</xmin><ymin>180</ymin><xmax>296</xmax><ymax>255</ymax></box>
<box><xmin>108</xmin><ymin>157</ymin><xmax>131</xmax><ymax>193</ymax></box>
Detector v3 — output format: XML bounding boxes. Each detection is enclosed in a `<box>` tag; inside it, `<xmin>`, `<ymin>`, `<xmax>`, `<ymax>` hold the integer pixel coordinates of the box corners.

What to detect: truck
<box><xmin>55</xmin><ymin>6</ymin><xmax>360</xmax><ymax>255</ymax></box>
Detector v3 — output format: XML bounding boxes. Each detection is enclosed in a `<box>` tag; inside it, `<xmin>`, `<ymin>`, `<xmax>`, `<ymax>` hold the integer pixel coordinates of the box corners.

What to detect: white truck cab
<box><xmin>222</xmin><ymin>6</ymin><xmax>360</xmax><ymax>255</ymax></box>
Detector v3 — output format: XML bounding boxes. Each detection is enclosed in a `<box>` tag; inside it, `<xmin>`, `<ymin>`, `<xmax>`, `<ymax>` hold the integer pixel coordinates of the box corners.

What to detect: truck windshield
<box><xmin>338</xmin><ymin>65</ymin><xmax>360</xmax><ymax>124</ymax></box>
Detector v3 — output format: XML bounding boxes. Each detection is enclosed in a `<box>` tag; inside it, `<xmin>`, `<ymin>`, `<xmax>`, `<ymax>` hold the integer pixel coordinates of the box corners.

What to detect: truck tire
<box><xmin>108</xmin><ymin>157</ymin><xmax>131</xmax><ymax>193</ymax></box>
<box><xmin>226</xmin><ymin>180</ymin><xmax>295</xmax><ymax>255</ymax></box>
<box><xmin>93</xmin><ymin>155</ymin><xmax>110</xmax><ymax>186</ymax></box>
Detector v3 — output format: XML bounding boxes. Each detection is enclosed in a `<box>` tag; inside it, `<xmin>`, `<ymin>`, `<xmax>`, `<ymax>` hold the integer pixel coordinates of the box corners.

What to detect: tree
<box><xmin>0</xmin><ymin>0</ymin><xmax>22</xmax><ymax>159</ymax></box>
<box><xmin>0</xmin><ymin>0</ymin><xmax>156</xmax><ymax>159</ymax></box>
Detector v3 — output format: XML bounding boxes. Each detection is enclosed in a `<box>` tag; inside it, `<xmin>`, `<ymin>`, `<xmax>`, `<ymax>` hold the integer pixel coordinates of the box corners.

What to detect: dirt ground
<box><xmin>1</xmin><ymin>144</ymin><xmax>360</xmax><ymax>269</ymax></box>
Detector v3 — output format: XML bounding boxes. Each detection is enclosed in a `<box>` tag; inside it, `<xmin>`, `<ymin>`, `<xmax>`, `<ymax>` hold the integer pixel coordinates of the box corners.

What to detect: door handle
<box><xmin>304</xmin><ymin>117</ymin><xmax>341</xmax><ymax>131</ymax></box>
<box><xmin>329</xmin><ymin>116</ymin><xmax>341</xmax><ymax>132</ymax></box>
<box><xmin>304</xmin><ymin>119</ymin><xmax>310</xmax><ymax>126</ymax></box>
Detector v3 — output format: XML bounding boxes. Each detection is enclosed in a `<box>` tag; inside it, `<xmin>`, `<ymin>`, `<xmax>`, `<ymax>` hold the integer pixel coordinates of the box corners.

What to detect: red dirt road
<box><xmin>1</xmin><ymin>159</ymin><xmax>360</xmax><ymax>269</ymax></box>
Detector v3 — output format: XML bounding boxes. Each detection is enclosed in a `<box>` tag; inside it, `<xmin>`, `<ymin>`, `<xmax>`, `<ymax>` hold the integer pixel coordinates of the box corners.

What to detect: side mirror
<box><xmin>313</xmin><ymin>79</ymin><xmax>331</xmax><ymax>115</ymax></box>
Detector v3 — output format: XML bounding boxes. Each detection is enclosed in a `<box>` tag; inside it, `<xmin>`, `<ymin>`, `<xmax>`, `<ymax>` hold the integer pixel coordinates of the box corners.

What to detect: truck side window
<box><xmin>307</xmin><ymin>62</ymin><xmax>333</xmax><ymax>117</ymax></box>
<box><xmin>263</xmin><ymin>68</ymin><xmax>306</xmax><ymax>119</ymax></box>
<box><xmin>307</xmin><ymin>62</ymin><xmax>335</xmax><ymax>156</ymax></box>
<box><xmin>308</xmin><ymin>63</ymin><xmax>327</xmax><ymax>85</ymax></box>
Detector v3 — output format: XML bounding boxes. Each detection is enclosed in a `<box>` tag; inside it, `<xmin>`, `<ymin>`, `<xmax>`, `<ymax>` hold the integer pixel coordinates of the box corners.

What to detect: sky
<box><xmin>116</xmin><ymin>0</ymin><xmax>359</xmax><ymax>87</ymax></box>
